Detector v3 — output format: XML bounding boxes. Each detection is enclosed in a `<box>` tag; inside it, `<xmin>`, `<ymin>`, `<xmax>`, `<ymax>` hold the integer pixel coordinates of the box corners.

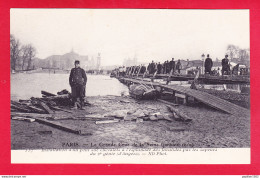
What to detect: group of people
<box><xmin>123</xmin><ymin>58</ymin><xmax>183</xmax><ymax>77</ymax></box>
<box><xmin>204</xmin><ymin>54</ymin><xmax>230</xmax><ymax>75</ymax></box>
<box><xmin>115</xmin><ymin>54</ymin><xmax>249</xmax><ymax>77</ymax></box>
<box><xmin>147</xmin><ymin>59</ymin><xmax>183</xmax><ymax>74</ymax></box>
<box><xmin>205</xmin><ymin>54</ymin><xmax>249</xmax><ymax>76</ymax></box>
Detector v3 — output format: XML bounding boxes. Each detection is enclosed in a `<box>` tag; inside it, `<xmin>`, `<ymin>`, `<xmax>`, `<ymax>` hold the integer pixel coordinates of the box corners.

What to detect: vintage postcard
<box><xmin>10</xmin><ymin>9</ymin><xmax>250</xmax><ymax>164</ymax></box>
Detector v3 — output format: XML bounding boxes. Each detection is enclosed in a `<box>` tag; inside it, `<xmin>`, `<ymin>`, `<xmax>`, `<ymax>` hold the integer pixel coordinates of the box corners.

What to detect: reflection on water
<box><xmin>11</xmin><ymin>73</ymin><xmax>129</xmax><ymax>100</ymax></box>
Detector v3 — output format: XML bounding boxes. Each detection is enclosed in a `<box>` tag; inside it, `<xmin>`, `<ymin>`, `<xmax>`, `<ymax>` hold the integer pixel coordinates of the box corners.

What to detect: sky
<box><xmin>10</xmin><ymin>9</ymin><xmax>249</xmax><ymax>66</ymax></box>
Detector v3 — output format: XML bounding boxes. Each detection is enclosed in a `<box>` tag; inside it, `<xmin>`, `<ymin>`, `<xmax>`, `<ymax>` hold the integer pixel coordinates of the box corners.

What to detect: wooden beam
<box><xmin>41</xmin><ymin>90</ymin><xmax>56</xmax><ymax>97</ymax></box>
<box><xmin>157</xmin><ymin>99</ymin><xmax>179</xmax><ymax>106</ymax></box>
<box><xmin>11</xmin><ymin>112</ymin><xmax>52</xmax><ymax>118</ymax></box>
<box><xmin>35</xmin><ymin>118</ymin><xmax>81</xmax><ymax>134</ymax></box>
<box><xmin>166</xmin><ymin>105</ymin><xmax>192</xmax><ymax>122</ymax></box>
<box><xmin>39</xmin><ymin>102</ymin><xmax>54</xmax><ymax>114</ymax></box>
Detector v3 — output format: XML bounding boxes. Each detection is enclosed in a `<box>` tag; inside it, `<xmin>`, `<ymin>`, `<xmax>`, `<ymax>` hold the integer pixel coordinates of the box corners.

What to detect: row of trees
<box><xmin>226</xmin><ymin>44</ymin><xmax>250</xmax><ymax>64</ymax></box>
<box><xmin>10</xmin><ymin>34</ymin><xmax>36</xmax><ymax>71</ymax></box>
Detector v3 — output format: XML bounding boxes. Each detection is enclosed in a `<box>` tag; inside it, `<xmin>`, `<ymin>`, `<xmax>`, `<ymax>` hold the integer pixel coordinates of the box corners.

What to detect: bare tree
<box><xmin>226</xmin><ymin>45</ymin><xmax>239</xmax><ymax>61</ymax></box>
<box><xmin>10</xmin><ymin>34</ymin><xmax>21</xmax><ymax>70</ymax></box>
<box><xmin>20</xmin><ymin>44</ymin><xmax>36</xmax><ymax>70</ymax></box>
<box><xmin>239</xmin><ymin>48</ymin><xmax>250</xmax><ymax>63</ymax></box>
<box><xmin>27</xmin><ymin>44</ymin><xmax>36</xmax><ymax>70</ymax></box>
<box><xmin>21</xmin><ymin>45</ymin><xmax>30</xmax><ymax>70</ymax></box>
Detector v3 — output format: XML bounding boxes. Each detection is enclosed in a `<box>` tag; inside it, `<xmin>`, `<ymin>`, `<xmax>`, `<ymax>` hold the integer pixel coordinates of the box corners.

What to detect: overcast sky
<box><xmin>10</xmin><ymin>9</ymin><xmax>249</xmax><ymax>66</ymax></box>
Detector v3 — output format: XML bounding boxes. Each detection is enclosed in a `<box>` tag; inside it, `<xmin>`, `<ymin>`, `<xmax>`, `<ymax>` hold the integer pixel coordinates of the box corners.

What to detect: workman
<box><xmin>69</xmin><ymin>60</ymin><xmax>87</xmax><ymax>109</ymax></box>
<box><xmin>205</xmin><ymin>54</ymin><xmax>213</xmax><ymax>74</ymax></box>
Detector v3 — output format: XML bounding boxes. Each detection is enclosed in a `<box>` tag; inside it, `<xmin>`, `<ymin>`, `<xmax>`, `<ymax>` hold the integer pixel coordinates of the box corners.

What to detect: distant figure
<box><xmin>147</xmin><ymin>63</ymin><xmax>151</xmax><ymax>74</ymax></box>
<box><xmin>232</xmin><ymin>64</ymin><xmax>239</xmax><ymax>75</ymax></box>
<box><xmin>169</xmin><ymin>58</ymin><xmax>176</xmax><ymax>74</ymax></box>
<box><xmin>69</xmin><ymin>60</ymin><xmax>87</xmax><ymax>109</ymax></box>
<box><xmin>222</xmin><ymin>55</ymin><xmax>230</xmax><ymax>75</ymax></box>
<box><xmin>140</xmin><ymin>65</ymin><xmax>146</xmax><ymax>74</ymax></box>
<box><xmin>122</xmin><ymin>66</ymin><xmax>126</xmax><ymax>76</ymax></box>
<box><xmin>205</xmin><ymin>54</ymin><xmax>213</xmax><ymax>74</ymax></box>
<box><xmin>166</xmin><ymin>60</ymin><xmax>170</xmax><ymax>74</ymax></box>
<box><xmin>217</xmin><ymin>67</ymin><xmax>221</xmax><ymax>76</ymax></box>
<box><xmin>163</xmin><ymin>61</ymin><xmax>167</xmax><ymax>74</ymax></box>
<box><xmin>176</xmin><ymin>59</ymin><xmax>182</xmax><ymax>74</ymax></box>
<box><xmin>157</xmin><ymin>62</ymin><xmax>162</xmax><ymax>74</ymax></box>
<box><xmin>151</xmin><ymin>61</ymin><xmax>156</xmax><ymax>74</ymax></box>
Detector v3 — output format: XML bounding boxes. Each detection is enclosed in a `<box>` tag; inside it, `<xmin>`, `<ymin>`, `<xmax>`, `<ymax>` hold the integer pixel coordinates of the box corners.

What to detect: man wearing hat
<box><xmin>69</xmin><ymin>60</ymin><xmax>87</xmax><ymax>109</ymax></box>
<box><xmin>205</xmin><ymin>54</ymin><xmax>213</xmax><ymax>74</ymax></box>
<box><xmin>221</xmin><ymin>55</ymin><xmax>230</xmax><ymax>75</ymax></box>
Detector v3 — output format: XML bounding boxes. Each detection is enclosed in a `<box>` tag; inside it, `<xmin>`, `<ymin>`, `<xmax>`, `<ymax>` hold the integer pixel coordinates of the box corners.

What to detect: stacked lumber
<box><xmin>11</xmin><ymin>90</ymin><xmax>72</xmax><ymax>114</ymax></box>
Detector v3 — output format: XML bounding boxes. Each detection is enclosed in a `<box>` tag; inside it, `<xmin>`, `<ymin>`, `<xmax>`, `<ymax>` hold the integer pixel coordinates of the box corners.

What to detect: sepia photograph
<box><xmin>10</xmin><ymin>9</ymin><xmax>250</xmax><ymax>163</ymax></box>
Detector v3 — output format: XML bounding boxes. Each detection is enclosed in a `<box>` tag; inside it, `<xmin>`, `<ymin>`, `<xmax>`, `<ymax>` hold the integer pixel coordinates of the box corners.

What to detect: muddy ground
<box><xmin>11</xmin><ymin>95</ymin><xmax>250</xmax><ymax>150</ymax></box>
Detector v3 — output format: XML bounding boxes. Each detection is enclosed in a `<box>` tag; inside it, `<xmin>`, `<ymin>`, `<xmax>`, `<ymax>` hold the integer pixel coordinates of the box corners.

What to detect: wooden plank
<box><xmin>11</xmin><ymin>116</ymin><xmax>35</xmax><ymax>122</ymax></box>
<box><xmin>35</xmin><ymin>118</ymin><xmax>81</xmax><ymax>134</ymax></box>
<box><xmin>49</xmin><ymin>106</ymin><xmax>73</xmax><ymax>113</ymax></box>
<box><xmin>166</xmin><ymin>105</ymin><xmax>192</xmax><ymax>122</ymax></box>
<box><xmin>42</xmin><ymin>94</ymin><xmax>70</xmax><ymax>100</ymax></box>
<box><xmin>95</xmin><ymin>119</ymin><xmax>120</xmax><ymax>124</ymax></box>
<box><xmin>39</xmin><ymin>102</ymin><xmax>54</xmax><ymax>114</ymax></box>
<box><xmin>121</xmin><ymin>77</ymin><xmax>250</xmax><ymax>116</ymax></box>
<box><xmin>11</xmin><ymin>104</ymin><xmax>32</xmax><ymax>113</ymax></box>
<box><xmin>41</xmin><ymin>90</ymin><xmax>56</xmax><ymax>97</ymax></box>
<box><xmin>11</xmin><ymin>112</ymin><xmax>52</xmax><ymax>118</ymax></box>
<box><xmin>26</xmin><ymin>105</ymin><xmax>46</xmax><ymax>113</ymax></box>
<box><xmin>157</xmin><ymin>99</ymin><xmax>179</xmax><ymax>106</ymax></box>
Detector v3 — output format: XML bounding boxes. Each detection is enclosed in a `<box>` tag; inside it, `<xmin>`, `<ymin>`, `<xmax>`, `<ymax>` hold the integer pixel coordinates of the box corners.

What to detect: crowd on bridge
<box><xmin>112</xmin><ymin>54</ymin><xmax>249</xmax><ymax>77</ymax></box>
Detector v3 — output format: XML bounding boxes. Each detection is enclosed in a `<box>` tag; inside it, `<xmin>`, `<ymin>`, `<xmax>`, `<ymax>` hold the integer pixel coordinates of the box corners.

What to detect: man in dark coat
<box><xmin>150</xmin><ymin>61</ymin><xmax>156</xmax><ymax>74</ymax></box>
<box><xmin>69</xmin><ymin>60</ymin><xmax>87</xmax><ymax>109</ymax></box>
<box><xmin>222</xmin><ymin>55</ymin><xmax>230</xmax><ymax>75</ymax></box>
<box><xmin>169</xmin><ymin>58</ymin><xmax>175</xmax><ymax>74</ymax></box>
<box><xmin>166</xmin><ymin>60</ymin><xmax>170</xmax><ymax>74</ymax></box>
<box><xmin>176</xmin><ymin>59</ymin><xmax>182</xmax><ymax>74</ymax></box>
<box><xmin>205</xmin><ymin>54</ymin><xmax>213</xmax><ymax>74</ymax></box>
<box><xmin>163</xmin><ymin>61</ymin><xmax>167</xmax><ymax>74</ymax></box>
<box><xmin>157</xmin><ymin>62</ymin><xmax>162</xmax><ymax>74</ymax></box>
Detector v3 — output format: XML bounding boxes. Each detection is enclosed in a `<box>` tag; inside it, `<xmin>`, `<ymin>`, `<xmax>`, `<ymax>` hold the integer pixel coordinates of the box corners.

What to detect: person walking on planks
<box><xmin>205</xmin><ymin>54</ymin><xmax>213</xmax><ymax>75</ymax></box>
<box><xmin>69</xmin><ymin>60</ymin><xmax>87</xmax><ymax>109</ymax></box>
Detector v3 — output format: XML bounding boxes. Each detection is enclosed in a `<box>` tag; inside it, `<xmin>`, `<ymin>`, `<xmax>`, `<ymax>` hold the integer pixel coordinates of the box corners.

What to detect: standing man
<box><xmin>169</xmin><ymin>58</ymin><xmax>176</xmax><ymax>74</ymax></box>
<box><xmin>69</xmin><ymin>60</ymin><xmax>87</xmax><ymax>109</ymax></box>
<box><xmin>157</xmin><ymin>62</ymin><xmax>162</xmax><ymax>74</ymax></box>
<box><xmin>222</xmin><ymin>55</ymin><xmax>230</xmax><ymax>75</ymax></box>
<box><xmin>205</xmin><ymin>54</ymin><xmax>213</xmax><ymax>74</ymax></box>
<box><xmin>166</xmin><ymin>60</ymin><xmax>170</xmax><ymax>74</ymax></box>
<box><xmin>176</xmin><ymin>59</ymin><xmax>182</xmax><ymax>74</ymax></box>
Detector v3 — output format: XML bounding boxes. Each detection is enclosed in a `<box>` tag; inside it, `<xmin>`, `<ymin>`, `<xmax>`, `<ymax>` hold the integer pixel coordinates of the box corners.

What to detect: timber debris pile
<box><xmin>11</xmin><ymin>89</ymin><xmax>192</xmax><ymax>135</ymax></box>
<box><xmin>11</xmin><ymin>90</ymin><xmax>75</xmax><ymax>114</ymax></box>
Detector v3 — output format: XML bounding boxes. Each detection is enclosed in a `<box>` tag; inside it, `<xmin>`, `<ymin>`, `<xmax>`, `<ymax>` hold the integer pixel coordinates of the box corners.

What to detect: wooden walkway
<box><xmin>119</xmin><ymin>77</ymin><xmax>250</xmax><ymax>117</ymax></box>
<box><xmin>130</xmin><ymin>73</ymin><xmax>250</xmax><ymax>84</ymax></box>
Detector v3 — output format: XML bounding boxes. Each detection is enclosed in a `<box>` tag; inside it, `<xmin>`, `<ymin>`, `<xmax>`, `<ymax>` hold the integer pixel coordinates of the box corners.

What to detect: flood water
<box><xmin>11</xmin><ymin>73</ymin><xmax>129</xmax><ymax>100</ymax></box>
